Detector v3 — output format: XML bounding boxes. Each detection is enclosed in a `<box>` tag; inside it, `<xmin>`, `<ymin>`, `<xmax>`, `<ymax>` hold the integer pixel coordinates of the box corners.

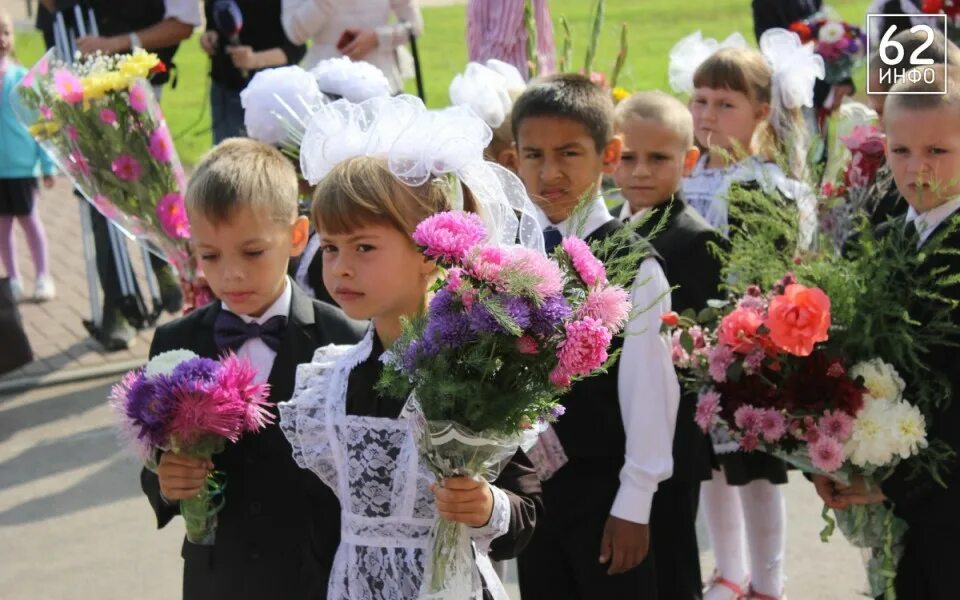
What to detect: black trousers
<box><xmin>650</xmin><ymin>478</ymin><xmax>703</xmax><ymax>600</ymax></box>
<box><xmin>517</xmin><ymin>461</ymin><xmax>657</xmax><ymax>599</ymax></box>
<box><xmin>878</xmin><ymin>526</ymin><xmax>960</xmax><ymax>600</ymax></box>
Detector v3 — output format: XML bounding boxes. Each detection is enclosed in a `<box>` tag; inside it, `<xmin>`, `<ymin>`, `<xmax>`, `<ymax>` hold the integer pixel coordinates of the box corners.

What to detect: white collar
<box><xmin>538</xmin><ymin>195</ymin><xmax>614</xmax><ymax>238</ymax></box>
<box><xmin>224</xmin><ymin>277</ymin><xmax>293</xmax><ymax>324</ymax></box>
<box><xmin>618</xmin><ymin>202</ymin><xmax>651</xmax><ymax>223</ymax></box>
<box><xmin>905</xmin><ymin>198</ymin><xmax>960</xmax><ymax>246</ymax></box>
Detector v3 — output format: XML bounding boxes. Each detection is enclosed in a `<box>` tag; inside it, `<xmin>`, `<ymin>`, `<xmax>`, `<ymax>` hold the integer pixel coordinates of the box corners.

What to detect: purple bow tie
<box><xmin>214</xmin><ymin>311</ymin><xmax>287</xmax><ymax>353</ymax></box>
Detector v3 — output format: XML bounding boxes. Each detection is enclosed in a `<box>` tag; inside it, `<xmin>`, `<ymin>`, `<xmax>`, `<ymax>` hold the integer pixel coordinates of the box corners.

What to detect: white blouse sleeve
<box><xmin>376</xmin><ymin>0</ymin><xmax>424</xmax><ymax>50</ymax></box>
<box><xmin>281</xmin><ymin>0</ymin><xmax>336</xmax><ymax>46</ymax></box>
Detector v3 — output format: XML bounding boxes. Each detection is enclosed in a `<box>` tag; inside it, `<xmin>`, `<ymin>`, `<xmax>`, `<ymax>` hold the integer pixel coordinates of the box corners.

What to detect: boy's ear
<box><xmin>755</xmin><ymin>102</ymin><xmax>772</xmax><ymax>122</ymax></box>
<box><xmin>497</xmin><ymin>147</ymin><xmax>518</xmax><ymax>173</ymax></box>
<box><xmin>682</xmin><ymin>146</ymin><xmax>701</xmax><ymax>176</ymax></box>
<box><xmin>601</xmin><ymin>137</ymin><xmax>623</xmax><ymax>175</ymax></box>
<box><xmin>289</xmin><ymin>215</ymin><xmax>310</xmax><ymax>257</ymax></box>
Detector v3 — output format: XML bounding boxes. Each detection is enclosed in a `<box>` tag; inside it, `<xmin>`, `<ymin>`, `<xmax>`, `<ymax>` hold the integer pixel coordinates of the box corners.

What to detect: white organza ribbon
<box><xmin>667</xmin><ymin>31</ymin><xmax>748</xmax><ymax>95</ymax></box>
<box><xmin>449</xmin><ymin>60</ymin><xmax>526</xmax><ymax>129</ymax></box>
<box><xmin>308</xmin><ymin>56</ymin><xmax>392</xmax><ymax>103</ymax></box>
<box><xmin>300</xmin><ymin>95</ymin><xmax>544</xmax><ymax>253</ymax></box>
<box><xmin>759</xmin><ymin>28</ymin><xmax>825</xmax><ymax>110</ymax></box>
<box><xmin>240</xmin><ymin>65</ymin><xmax>326</xmax><ymax>145</ymax></box>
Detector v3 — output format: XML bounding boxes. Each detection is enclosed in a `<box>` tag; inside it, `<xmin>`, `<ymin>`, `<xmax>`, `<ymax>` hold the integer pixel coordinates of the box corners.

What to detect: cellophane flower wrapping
<box><xmin>378</xmin><ymin>210</ymin><xmax>641</xmax><ymax>597</ymax></box>
<box><xmin>14</xmin><ymin>48</ymin><xmax>206</xmax><ymax>298</ymax></box>
<box><xmin>108</xmin><ymin>350</ymin><xmax>272</xmax><ymax>545</ymax></box>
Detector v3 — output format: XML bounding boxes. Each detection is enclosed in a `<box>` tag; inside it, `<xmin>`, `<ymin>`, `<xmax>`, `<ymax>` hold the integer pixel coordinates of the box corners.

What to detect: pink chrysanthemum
<box><xmin>758</xmin><ymin>409</ymin><xmax>787</xmax><ymax>443</ymax></box>
<box><xmin>743</xmin><ymin>348</ymin><xmax>765</xmax><ymax>374</ymax></box>
<box><xmin>112</xmin><ymin>154</ymin><xmax>143</xmax><ymax>182</ymax></box>
<box><xmin>561</xmin><ymin>237</ymin><xmax>606</xmax><ymax>287</ymax></box>
<box><xmin>549</xmin><ymin>366</ymin><xmax>572</xmax><ymax>389</ymax></box>
<box><xmin>445</xmin><ymin>267</ymin><xmax>465</xmax><ymax>293</ymax></box>
<box><xmin>516</xmin><ymin>335</ymin><xmax>539</xmax><ymax>355</ymax></box>
<box><xmin>734</xmin><ymin>405</ymin><xmax>762</xmax><ymax>432</ymax></box>
<box><xmin>506</xmin><ymin>247</ymin><xmax>564</xmax><ymax>299</ymax></box>
<box><xmin>39</xmin><ymin>105</ymin><xmax>53</xmax><ymax>120</ymax></box>
<box><xmin>412</xmin><ymin>211</ymin><xmax>487</xmax><ymax>262</ymax></box>
<box><xmin>556</xmin><ymin>317</ymin><xmax>612</xmax><ymax>378</ymax></box>
<box><xmin>157</xmin><ymin>192</ymin><xmax>191</xmax><ymax>240</ymax></box>
<box><xmin>672</xmin><ymin>331</ymin><xmax>691</xmax><ymax>368</ymax></box>
<box><xmin>467</xmin><ymin>245</ymin><xmax>509</xmax><ymax>284</ymax></box>
<box><xmin>695</xmin><ymin>389</ymin><xmax>721</xmax><ymax>432</ymax></box>
<box><xmin>149</xmin><ymin>126</ymin><xmax>174</xmax><ymax>163</ymax></box>
<box><xmin>708</xmin><ymin>344</ymin><xmax>735</xmax><ymax>383</ymax></box>
<box><xmin>53</xmin><ymin>69</ymin><xmax>84</xmax><ymax>104</ymax></box>
<box><xmin>809</xmin><ymin>435</ymin><xmax>845</xmax><ymax>472</ymax></box>
<box><xmin>818</xmin><ymin>409</ymin><xmax>854</xmax><ymax>442</ymax></box>
<box><xmin>129</xmin><ymin>83</ymin><xmax>149</xmax><ymax>113</ymax></box>
<box><xmin>578</xmin><ymin>284</ymin><xmax>631</xmax><ymax>333</ymax></box>
<box><xmin>100</xmin><ymin>108</ymin><xmax>117</xmax><ymax>125</ymax></box>
<box><xmin>217</xmin><ymin>353</ymin><xmax>273</xmax><ymax>433</ymax></box>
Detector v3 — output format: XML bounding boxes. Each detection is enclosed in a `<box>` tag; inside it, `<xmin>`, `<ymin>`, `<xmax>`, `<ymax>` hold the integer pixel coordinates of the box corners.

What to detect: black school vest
<box><xmin>550</xmin><ymin>219</ymin><xmax>663</xmax><ymax>460</ymax></box>
<box><xmin>87</xmin><ymin>0</ymin><xmax>178</xmax><ymax>86</ymax></box>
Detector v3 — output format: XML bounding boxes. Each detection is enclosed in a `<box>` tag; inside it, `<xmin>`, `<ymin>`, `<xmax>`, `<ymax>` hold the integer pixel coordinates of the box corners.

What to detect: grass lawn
<box><xmin>13</xmin><ymin>0</ymin><xmax>871</xmax><ymax>165</ymax></box>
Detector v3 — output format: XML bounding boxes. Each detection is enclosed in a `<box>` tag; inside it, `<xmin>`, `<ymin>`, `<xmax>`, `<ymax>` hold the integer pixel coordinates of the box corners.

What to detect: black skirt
<box><xmin>715</xmin><ymin>451</ymin><xmax>789</xmax><ymax>486</ymax></box>
<box><xmin>0</xmin><ymin>177</ymin><xmax>38</xmax><ymax>216</ymax></box>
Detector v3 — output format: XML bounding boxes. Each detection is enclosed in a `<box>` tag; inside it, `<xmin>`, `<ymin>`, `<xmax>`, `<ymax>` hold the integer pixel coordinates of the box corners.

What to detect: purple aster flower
<box><xmin>551</xmin><ymin>404</ymin><xmax>567</xmax><ymax>419</ymax></box>
<box><xmin>530</xmin><ymin>294</ymin><xmax>572</xmax><ymax>337</ymax></box>
<box><xmin>424</xmin><ymin>310</ymin><xmax>473</xmax><ymax>350</ymax></box>
<box><xmin>171</xmin><ymin>357</ymin><xmax>221</xmax><ymax>385</ymax></box>
<box><xmin>401</xmin><ymin>340</ymin><xmax>422</xmax><ymax>372</ymax></box>
<box><xmin>126</xmin><ymin>374</ymin><xmax>176</xmax><ymax>446</ymax></box>
<box><xmin>469</xmin><ymin>294</ymin><xmax>532</xmax><ymax>334</ymax></box>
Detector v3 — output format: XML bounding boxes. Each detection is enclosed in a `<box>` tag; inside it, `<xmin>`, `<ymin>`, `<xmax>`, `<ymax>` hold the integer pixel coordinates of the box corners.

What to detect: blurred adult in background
<box><xmin>35</xmin><ymin>0</ymin><xmax>198</xmax><ymax>350</ymax></box>
<box><xmin>280</xmin><ymin>0</ymin><xmax>423</xmax><ymax>94</ymax></box>
<box><xmin>200</xmin><ymin>0</ymin><xmax>306</xmax><ymax>143</ymax></box>
<box><xmin>467</xmin><ymin>0</ymin><xmax>555</xmax><ymax>80</ymax></box>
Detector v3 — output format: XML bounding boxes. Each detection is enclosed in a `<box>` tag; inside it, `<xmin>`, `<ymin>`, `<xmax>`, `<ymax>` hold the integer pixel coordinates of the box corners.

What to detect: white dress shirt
<box><xmin>221</xmin><ymin>277</ymin><xmax>293</xmax><ymax>384</ymax></box>
<box><xmin>618</xmin><ymin>202</ymin><xmax>649</xmax><ymax>224</ymax></box>
<box><xmin>905</xmin><ymin>198</ymin><xmax>960</xmax><ymax>248</ymax></box>
<box><xmin>163</xmin><ymin>0</ymin><xmax>203</xmax><ymax>27</ymax></box>
<box><xmin>542</xmin><ymin>197</ymin><xmax>681</xmax><ymax>525</ymax></box>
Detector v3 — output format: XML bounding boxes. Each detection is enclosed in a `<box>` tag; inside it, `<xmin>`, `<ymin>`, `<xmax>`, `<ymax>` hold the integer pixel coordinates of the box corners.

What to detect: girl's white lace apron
<box><xmin>279</xmin><ymin>333</ymin><xmax>510</xmax><ymax>600</ymax></box>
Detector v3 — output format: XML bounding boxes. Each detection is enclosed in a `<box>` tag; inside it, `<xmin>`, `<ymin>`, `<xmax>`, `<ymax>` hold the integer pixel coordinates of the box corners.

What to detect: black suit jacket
<box><xmin>880</xmin><ymin>212</ymin><xmax>960</xmax><ymax>538</ymax></box>
<box><xmin>141</xmin><ymin>284</ymin><xmax>365</xmax><ymax>600</ymax></box>
<box><xmin>615</xmin><ymin>198</ymin><xmax>724</xmax><ymax>482</ymax></box>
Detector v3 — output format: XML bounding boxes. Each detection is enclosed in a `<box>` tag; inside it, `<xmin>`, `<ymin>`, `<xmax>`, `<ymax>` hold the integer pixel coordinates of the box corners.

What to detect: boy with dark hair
<box><xmin>512</xmin><ymin>73</ymin><xmax>680</xmax><ymax>599</ymax></box>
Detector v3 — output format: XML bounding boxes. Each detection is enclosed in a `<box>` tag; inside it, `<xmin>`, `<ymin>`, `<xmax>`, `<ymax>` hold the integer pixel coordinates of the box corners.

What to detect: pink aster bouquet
<box><xmin>378</xmin><ymin>210</ymin><xmax>634</xmax><ymax>596</ymax></box>
<box><xmin>15</xmin><ymin>48</ymin><xmax>207</xmax><ymax>302</ymax></box>
<box><xmin>109</xmin><ymin>350</ymin><xmax>272</xmax><ymax>545</ymax></box>
<box><xmin>789</xmin><ymin>15</ymin><xmax>866</xmax><ymax>83</ymax></box>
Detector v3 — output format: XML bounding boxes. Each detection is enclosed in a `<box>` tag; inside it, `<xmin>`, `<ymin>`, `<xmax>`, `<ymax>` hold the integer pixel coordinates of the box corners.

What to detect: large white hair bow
<box><xmin>759</xmin><ymin>28</ymin><xmax>825</xmax><ymax>110</ymax></box>
<box><xmin>309</xmin><ymin>57</ymin><xmax>392</xmax><ymax>103</ymax></box>
<box><xmin>449</xmin><ymin>60</ymin><xmax>526</xmax><ymax>129</ymax></box>
<box><xmin>668</xmin><ymin>31</ymin><xmax>748</xmax><ymax>95</ymax></box>
<box><xmin>300</xmin><ymin>95</ymin><xmax>543</xmax><ymax>252</ymax></box>
<box><xmin>240</xmin><ymin>66</ymin><xmax>325</xmax><ymax>145</ymax></box>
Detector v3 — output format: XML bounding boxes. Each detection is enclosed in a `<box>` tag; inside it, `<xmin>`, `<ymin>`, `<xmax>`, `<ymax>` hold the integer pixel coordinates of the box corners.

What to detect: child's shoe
<box><xmin>9</xmin><ymin>278</ymin><xmax>24</xmax><ymax>302</ymax></box>
<box><xmin>703</xmin><ymin>570</ymin><xmax>749</xmax><ymax>600</ymax></box>
<box><xmin>33</xmin><ymin>275</ymin><xmax>56</xmax><ymax>302</ymax></box>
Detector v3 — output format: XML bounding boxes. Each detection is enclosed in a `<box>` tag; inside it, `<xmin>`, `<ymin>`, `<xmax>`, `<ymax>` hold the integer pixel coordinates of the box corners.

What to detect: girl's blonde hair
<box><xmin>312</xmin><ymin>155</ymin><xmax>477</xmax><ymax>238</ymax></box>
<box><xmin>693</xmin><ymin>47</ymin><xmax>809</xmax><ymax>179</ymax></box>
<box><xmin>0</xmin><ymin>11</ymin><xmax>16</xmax><ymax>62</ymax></box>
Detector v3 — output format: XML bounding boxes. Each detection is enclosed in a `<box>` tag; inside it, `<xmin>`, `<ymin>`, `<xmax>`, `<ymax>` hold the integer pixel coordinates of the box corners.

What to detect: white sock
<box><xmin>740</xmin><ymin>479</ymin><xmax>786</xmax><ymax>597</ymax></box>
<box><xmin>700</xmin><ymin>468</ymin><xmax>747</xmax><ymax>599</ymax></box>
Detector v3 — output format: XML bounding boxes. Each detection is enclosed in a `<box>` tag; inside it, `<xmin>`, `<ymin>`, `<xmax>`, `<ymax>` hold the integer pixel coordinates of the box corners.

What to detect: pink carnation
<box><xmin>467</xmin><ymin>246</ymin><xmax>510</xmax><ymax>284</ymax></box>
<box><xmin>809</xmin><ymin>435</ymin><xmax>845</xmax><ymax>472</ymax></box>
<box><xmin>708</xmin><ymin>344</ymin><xmax>735</xmax><ymax>383</ymax></box>
<box><xmin>734</xmin><ymin>405</ymin><xmax>762</xmax><ymax>432</ymax></box>
<box><xmin>39</xmin><ymin>105</ymin><xmax>53</xmax><ymax>120</ymax></box>
<box><xmin>129</xmin><ymin>83</ymin><xmax>149</xmax><ymax>113</ymax></box>
<box><xmin>157</xmin><ymin>192</ymin><xmax>190</xmax><ymax>240</ymax></box>
<box><xmin>695</xmin><ymin>389</ymin><xmax>721</xmax><ymax>432</ymax></box>
<box><xmin>412</xmin><ymin>211</ymin><xmax>487</xmax><ymax>263</ymax></box>
<box><xmin>556</xmin><ymin>317</ymin><xmax>613</xmax><ymax>378</ymax></box>
<box><xmin>818</xmin><ymin>410</ymin><xmax>854</xmax><ymax>442</ymax></box>
<box><xmin>506</xmin><ymin>247</ymin><xmax>564</xmax><ymax>299</ymax></box>
<box><xmin>758</xmin><ymin>409</ymin><xmax>787</xmax><ymax>443</ymax></box>
<box><xmin>112</xmin><ymin>154</ymin><xmax>142</xmax><ymax>182</ymax></box>
<box><xmin>740</xmin><ymin>431</ymin><xmax>760</xmax><ymax>451</ymax></box>
<box><xmin>149</xmin><ymin>125</ymin><xmax>174</xmax><ymax>163</ymax></box>
<box><xmin>578</xmin><ymin>284</ymin><xmax>631</xmax><ymax>333</ymax></box>
<box><xmin>561</xmin><ymin>236</ymin><xmax>606</xmax><ymax>286</ymax></box>
<box><xmin>99</xmin><ymin>108</ymin><xmax>117</xmax><ymax>125</ymax></box>
<box><xmin>53</xmin><ymin>69</ymin><xmax>84</xmax><ymax>104</ymax></box>
<box><xmin>516</xmin><ymin>335</ymin><xmax>540</xmax><ymax>355</ymax></box>
<box><xmin>549</xmin><ymin>367</ymin><xmax>572</xmax><ymax>389</ymax></box>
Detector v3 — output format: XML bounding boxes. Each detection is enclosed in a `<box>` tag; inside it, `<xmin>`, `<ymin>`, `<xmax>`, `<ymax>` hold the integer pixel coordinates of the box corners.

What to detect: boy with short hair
<box><xmin>512</xmin><ymin>73</ymin><xmax>680</xmax><ymax>598</ymax></box>
<box><xmin>141</xmin><ymin>138</ymin><xmax>365</xmax><ymax>599</ymax></box>
<box><xmin>813</xmin><ymin>66</ymin><xmax>960</xmax><ymax>600</ymax></box>
<box><xmin>612</xmin><ymin>90</ymin><xmax>724</xmax><ymax>600</ymax></box>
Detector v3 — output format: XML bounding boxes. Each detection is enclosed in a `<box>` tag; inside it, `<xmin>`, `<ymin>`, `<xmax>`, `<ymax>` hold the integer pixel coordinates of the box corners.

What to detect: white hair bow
<box><xmin>759</xmin><ymin>28</ymin><xmax>825</xmax><ymax>110</ymax></box>
<box><xmin>667</xmin><ymin>31</ymin><xmax>748</xmax><ymax>95</ymax></box>
<box><xmin>309</xmin><ymin>57</ymin><xmax>392</xmax><ymax>103</ymax></box>
<box><xmin>449</xmin><ymin>60</ymin><xmax>526</xmax><ymax>129</ymax></box>
<box><xmin>240</xmin><ymin>66</ymin><xmax>325</xmax><ymax>146</ymax></box>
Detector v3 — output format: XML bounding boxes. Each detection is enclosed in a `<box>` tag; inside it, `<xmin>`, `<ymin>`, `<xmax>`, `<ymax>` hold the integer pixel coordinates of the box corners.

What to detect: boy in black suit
<box><xmin>140</xmin><ymin>138</ymin><xmax>364</xmax><ymax>600</ymax></box>
<box><xmin>813</xmin><ymin>67</ymin><xmax>960</xmax><ymax>600</ymax></box>
<box><xmin>612</xmin><ymin>91</ymin><xmax>724</xmax><ymax>600</ymax></box>
<box><xmin>513</xmin><ymin>74</ymin><xmax>681</xmax><ymax>599</ymax></box>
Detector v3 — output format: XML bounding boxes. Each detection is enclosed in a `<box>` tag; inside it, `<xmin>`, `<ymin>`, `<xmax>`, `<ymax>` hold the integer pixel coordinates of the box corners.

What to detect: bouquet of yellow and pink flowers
<box><xmin>15</xmin><ymin>49</ymin><xmax>208</xmax><ymax>304</ymax></box>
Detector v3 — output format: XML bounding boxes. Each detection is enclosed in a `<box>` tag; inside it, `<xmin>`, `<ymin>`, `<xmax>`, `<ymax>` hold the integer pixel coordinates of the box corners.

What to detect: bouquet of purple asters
<box><xmin>378</xmin><ymin>210</ymin><xmax>634</xmax><ymax>596</ymax></box>
<box><xmin>109</xmin><ymin>350</ymin><xmax>272</xmax><ymax>545</ymax></box>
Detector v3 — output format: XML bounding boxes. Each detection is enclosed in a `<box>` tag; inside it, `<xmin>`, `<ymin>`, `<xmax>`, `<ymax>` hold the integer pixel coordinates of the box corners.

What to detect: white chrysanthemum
<box><xmin>818</xmin><ymin>21</ymin><xmax>847</xmax><ymax>44</ymax></box>
<box><xmin>888</xmin><ymin>400</ymin><xmax>928</xmax><ymax>459</ymax></box>
<box><xmin>850</xmin><ymin>358</ymin><xmax>905</xmax><ymax>402</ymax></box>
<box><xmin>240</xmin><ymin>66</ymin><xmax>325</xmax><ymax>145</ymax></box>
<box><xmin>145</xmin><ymin>349</ymin><xmax>198</xmax><ymax>378</ymax></box>
<box><xmin>845</xmin><ymin>396</ymin><xmax>927</xmax><ymax>467</ymax></box>
<box><xmin>309</xmin><ymin>57</ymin><xmax>391</xmax><ymax>103</ymax></box>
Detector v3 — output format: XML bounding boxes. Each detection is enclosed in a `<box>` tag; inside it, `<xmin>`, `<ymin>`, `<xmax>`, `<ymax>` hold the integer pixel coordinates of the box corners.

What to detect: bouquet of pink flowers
<box><xmin>109</xmin><ymin>350</ymin><xmax>272</xmax><ymax>545</ymax></box>
<box><xmin>15</xmin><ymin>49</ymin><xmax>208</xmax><ymax>304</ymax></box>
<box><xmin>378</xmin><ymin>210</ymin><xmax>634</xmax><ymax>596</ymax></box>
<box><xmin>789</xmin><ymin>15</ymin><xmax>866</xmax><ymax>83</ymax></box>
